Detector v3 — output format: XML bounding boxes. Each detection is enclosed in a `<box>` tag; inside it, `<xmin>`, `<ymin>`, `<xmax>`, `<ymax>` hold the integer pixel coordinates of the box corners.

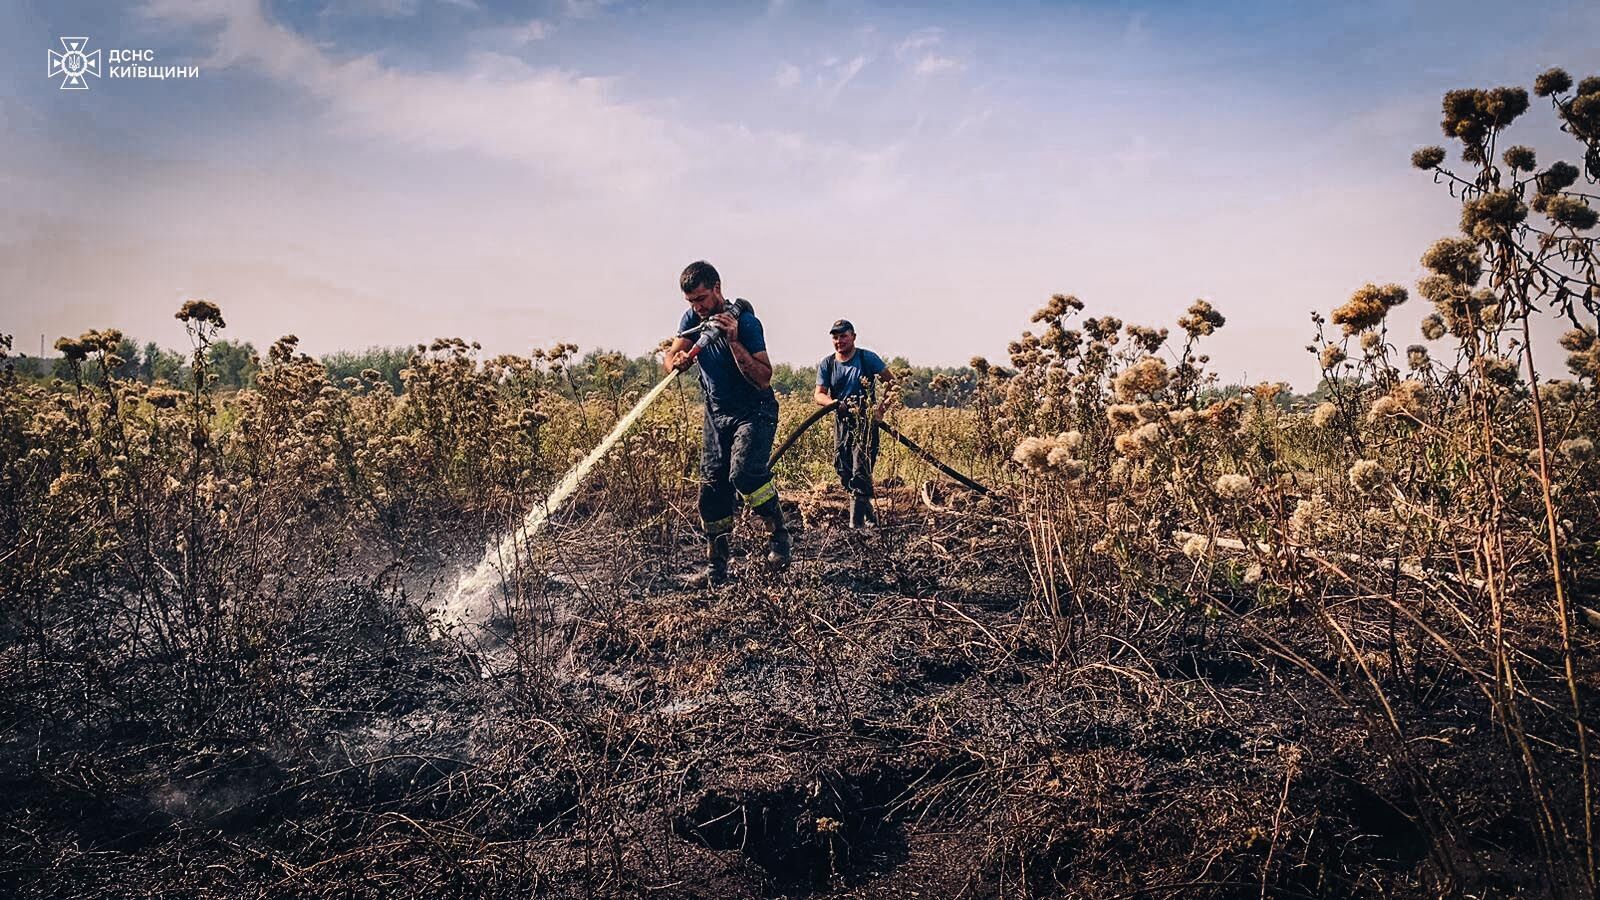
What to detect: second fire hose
<box><xmin>768</xmin><ymin>400</ymin><xmax>992</xmax><ymax>496</ymax></box>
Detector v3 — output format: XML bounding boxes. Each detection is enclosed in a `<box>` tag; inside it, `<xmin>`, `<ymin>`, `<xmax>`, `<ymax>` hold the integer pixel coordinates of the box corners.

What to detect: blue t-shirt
<box><xmin>678</xmin><ymin>301</ymin><xmax>776</xmax><ymax>418</ymax></box>
<box><xmin>817</xmin><ymin>348</ymin><xmax>887</xmax><ymax>405</ymax></box>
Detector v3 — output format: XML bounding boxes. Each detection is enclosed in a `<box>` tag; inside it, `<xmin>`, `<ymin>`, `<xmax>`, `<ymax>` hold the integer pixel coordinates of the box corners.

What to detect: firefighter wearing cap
<box><xmin>664</xmin><ymin>260</ymin><xmax>790</xmax><ymax>585</ymax></box>
<box><xmin>813</xmin><ymin>319</ymin><xmax>894</xmax><ymax>528</ymax></box>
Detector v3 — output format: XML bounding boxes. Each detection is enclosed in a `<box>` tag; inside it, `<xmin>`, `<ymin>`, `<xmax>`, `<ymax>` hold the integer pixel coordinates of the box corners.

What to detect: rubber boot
<box><xmin>850</xmin><ymin>496</ymin><xmax>878</xmax><ymax>529</ymax></box>
<box><xmin>685</xmin><ymin>534</ymin><xmax>731</xmax><ymax>587</ymax></box>
<box><xmin>753</xmin><ymin>499</ymin><xmax>791</xmax><ymax>567</ymax></box>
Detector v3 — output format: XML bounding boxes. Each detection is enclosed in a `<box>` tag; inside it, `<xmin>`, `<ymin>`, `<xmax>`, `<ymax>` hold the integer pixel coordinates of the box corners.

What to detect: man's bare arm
<box><xmin>663</xmin><ymin>337</ymin><xmax>694</xmax><ymax>374</ymax></box>
<box><xmin>813</xmin><ymin>385</ymin><xmax>833</xmax><ymax>407</ymax></box>
<box><xmin>730</xmin><ymin>344</ymin><xmax>773</xmax><ymax>390</ymax></box>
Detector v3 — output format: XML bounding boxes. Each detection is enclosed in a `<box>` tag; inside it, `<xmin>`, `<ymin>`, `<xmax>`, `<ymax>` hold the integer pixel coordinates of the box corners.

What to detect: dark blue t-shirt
<box><xmin>678</xmin><ymin>302</ymin><xmax>776</xmax><ymax>418</ymax></box>
<box><xmin>817</xmin><ymin>349</ymin><xmax>887</xmax><ymax>404</ymax></box>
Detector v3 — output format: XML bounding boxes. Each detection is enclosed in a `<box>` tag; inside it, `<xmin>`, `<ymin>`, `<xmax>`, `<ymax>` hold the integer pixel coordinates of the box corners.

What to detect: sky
<box><xmin>1</xmin><ymin>0</ymin><xmax>1595</xmax><ymax>388</ymax></box>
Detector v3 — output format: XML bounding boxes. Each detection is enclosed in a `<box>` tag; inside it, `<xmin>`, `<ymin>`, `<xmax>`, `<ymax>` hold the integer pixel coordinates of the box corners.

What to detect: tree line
<box><xmin>6</xmin><ymin>337</ymin><xmax>1336</xmax><ymax>409</ymax></box>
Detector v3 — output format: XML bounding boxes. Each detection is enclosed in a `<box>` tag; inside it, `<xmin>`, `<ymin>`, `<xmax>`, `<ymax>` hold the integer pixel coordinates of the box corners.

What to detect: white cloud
<box><xmin>135</xmin><ymin>0</ymin><xmax>898</xmax><ymax>201</ymax></box>
<box><xmin>774</xmin><ymin>62</ymin><xmax>801</xmax><ymax>88</ymax></box>
<box><xmin>820</xmin><ymin>54</ymin><xmax>869</xmax><ymax>104</ymax></box>
<box><xmin>140</xmin><ymin>0</ymin><xmax>682</xmax><ymax>190</ymax></box>
<box><xmin>895</xmin><ymin>28</ymin><xmax>943</xmax><ymax>57</ymax></box>
<box><xmin>895</xmin><ymin>27</ymin><xmax>966</xmax><ymax>78</ymax></box>
<box><xmin>504</xmin><ymin>17</ymin><xmax>550</xmax><ymax>44</ymax></box>
<box><xmin>913</xmin><ymin>54</ymin><xmax>965</xmax><ymax>76</ymax></box>
<box><xmin>562</xmin><ymin>0</ymin><xmax>620</xmax><ymax>20</ymax></box>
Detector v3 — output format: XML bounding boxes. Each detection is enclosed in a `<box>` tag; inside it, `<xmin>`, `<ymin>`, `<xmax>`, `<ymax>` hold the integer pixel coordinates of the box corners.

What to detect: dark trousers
<box><xmin>833</xmin><ymin>412</ymin><xmax>879</xmax><ymax>499</ymax></box>
<box><xmin>699</xmin><ymin>407</ymin><xmax>779</xmax><ymax>536</ymax></box>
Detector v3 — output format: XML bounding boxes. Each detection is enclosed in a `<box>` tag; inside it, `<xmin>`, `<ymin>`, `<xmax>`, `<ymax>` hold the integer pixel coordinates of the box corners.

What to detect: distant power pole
<box><xmin>40</xmin><ymin>334</ymin><xmax>45</xmax><ymax>358</ymax></box>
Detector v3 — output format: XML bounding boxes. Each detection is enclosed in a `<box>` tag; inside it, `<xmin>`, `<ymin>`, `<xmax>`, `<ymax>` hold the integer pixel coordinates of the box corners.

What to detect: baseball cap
<box><xmin>829</xmin><ymin>319</ymin><xmax>855</xmax><ymax>335</ymax></box>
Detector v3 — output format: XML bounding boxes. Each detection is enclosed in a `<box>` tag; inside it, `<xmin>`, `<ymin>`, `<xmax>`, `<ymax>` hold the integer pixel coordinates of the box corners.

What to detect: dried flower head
<box><xmin>1348</xmin><ymin>459</ymin><xmax>1386</xmax><ymax>494</ymax></box>
<box><xmin>1544</xmin><ymin>195</ymin><xmax>1599</xmax><ymax>231</ymax></box>
<box><xmin>1032</xmin><ymin>293</ymin><xmax>1084</xmax><ymax>321</ymax></box>
<box><xmin>1084</xmin><ymin>316</ymin><xmax>1122</xmax><ymax>342</ymax></box>
<box><xmin>1312</xmin><ymin>402</ymin><xmax>1341</xmax><ymax>428</ymax></box>
<box><xmin>1107</xmin><ymin>403</ymin><xmax>1141</xmax><ymax>431</ymax></box>
<box><xmin>1178</xmin><ymin>299</ymin><xmax>1226</xmax><ymax>337</ymax></box>
<box><xmin>1538</xmin><ymin>160</ymin><xmax>1581</xmax><ymax>195</ymax></box>
<box><xmin>1570</xmin><ymin>346</ymin><xmax>1600</xmax><ymax>380</ymax></box>
<box><xmin>1319</xmin><ymin>345</ymin><xmax>1347</xmax><ymax>369</ymax></box>
<box><xmin>1440</xmin><ymin>87</ymin><xmax>1529</xmax><ymax>155</ymax></box>
<box><xmin>176</xmin><ymin>299</ymin><xmax>226</xmax><ymax>327</ymax></box>
<box><xmin>1126</xmin><ymin>324</ymin><xmax>1169</xmax><ymax>353</ymax></box>
<box><xmin>1561</xmin><ymin>328</ymin><xmax>1596</xmax><ymax>352</ymax></box>
<box><xmin>1539</xmin><ymin>380</ymin><xmax>1579</xmax><ymax>404</ymax></box>
<box><xmin>1136</xmin><ymin>402</ymin><xmax>1167</xmax><ymax>423</ymax></box>
<box><xmin>1394</xmin><ymin>379</ymin><xmax>1428</xmax><ymax>416</ymax></box>
<box><xmin>1200</xmin><ymin>398</ymin><xmax>1241</xmax><ymax>431</ymax></box>
<box><xmin>147</xmin><ymin>387</ymin><xmax>186</xmax><ymax>409</ymax></box>
<box><xmin>1421</xmin><ymin>237</ymin><xmax>1483</xmax><ymax>285</ymax></box>
<box><xmin>1290</xmin><ymin>492</ymin><xmax>1331</xmax><ymax>543</ymax></box>
<box><xmin>1114</xmin><ymin>421</ymin><xmax>1162</xmax><ymax>458</ymax></box>
<box><xmin>1420</xmin><ymin>314</ymin><xmax>1447</xmax><ymax>341</ymax></box>
<box><xmin>1411</xmin><ymin>146</ymin><xmax>1447</xmax><ymax>169</ymax></box>
<box><xmin>1013</xmin><ymin>436</ymin><xmax>1053</xmax><ymax>471</ymax></box>
<box><xmin>1501</xmin><ymin>145</ymin><xmax>1537</xmax><ymax>172</ymax></box>
<box><xmin>1534</xmin><ymin>67</ymin><xmax>1573</xmax><ymax>97</ymax></box>
<box><xmin>1214</xmin><ymin>473</ymin><xmax>1254</xmax><ymax>500</ymax></box>
<box><xmin>1460</xmin><ymin>191</ymin><xmax>1528</xmax><ymax>241</ymax></box>
<box><xmin>1559</xmin><ymin>437</ymin><xmax>1594</xmax><ymax>462</ymax></box>
<box><xmin>1368</xmin><ymin>395</ymin><xmax>1402</xmax><ymax>422</ymax></box>
<box><xmin>1360</xmin><ymin>331</ymin><xmax>1383</xmax><ymax>352</ymax></box>
<box><xmin>1331</xmin><ymin>283</ymin><xmax>1407</xmax><ymax>334</ymax></box>
<box><xmin>1114</xmin><ymin>356</ymin><xmax>1170</xmax><ymax>401</ymax></box>
<box><xmin>1181</xmin><ymin>534</ymin><xmax>1211</xmax><ymax>560</ymax></box>
<box><xmin>53</xmin><ymin>337</ymin><xmax>88</xmax><ymax>363</ymax></box>
<box><xmin>1476</xmin><ymin>354</ymin><xmax>1520</xmax><ymax>387</ymax></box>
<box><xmin>1406</xmin><ymin>345</ymin><xmax>1430</xmax><ymax>370</ymax></box>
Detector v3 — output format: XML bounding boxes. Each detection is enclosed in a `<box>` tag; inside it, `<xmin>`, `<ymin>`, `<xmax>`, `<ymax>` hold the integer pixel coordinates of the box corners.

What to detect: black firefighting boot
<box><xmin>685</xmin><ymin>534</ymin><xmax>731</xmax><ymax>588</ymax></box>
<box><xmin>753</xmin><ymin>499</ymin><xmax>791</xmax><ymax>568</ymax></box>
<box><xmin>849</xmin><ymin>496</ymin><xmax>878</xmax><ymax>529</ymax></box>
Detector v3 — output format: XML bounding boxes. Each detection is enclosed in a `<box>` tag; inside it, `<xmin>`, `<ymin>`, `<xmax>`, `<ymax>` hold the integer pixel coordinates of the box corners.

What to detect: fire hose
<box><xmin>768</xmin><ymin>400</ymin><xmax>992</xmax><ymax>496</ymax></box>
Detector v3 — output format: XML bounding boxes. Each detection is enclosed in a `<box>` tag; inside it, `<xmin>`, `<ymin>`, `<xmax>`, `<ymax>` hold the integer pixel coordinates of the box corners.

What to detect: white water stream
<box><xmin>436</xmin><ymin>369</ymin><xmax>682</xmax><ymax>629</ymax></box>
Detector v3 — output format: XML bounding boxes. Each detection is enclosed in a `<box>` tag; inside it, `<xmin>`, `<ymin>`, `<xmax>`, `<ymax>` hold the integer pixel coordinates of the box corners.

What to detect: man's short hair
<box><xmin>680</xmin><ymin>260</ymin><xmax>720</xmax><ymax>294</ymax></box>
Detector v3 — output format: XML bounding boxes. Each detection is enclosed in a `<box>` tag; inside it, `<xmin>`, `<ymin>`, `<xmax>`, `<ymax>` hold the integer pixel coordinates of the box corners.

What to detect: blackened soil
<box><xmin>2</xmin><ymin>487</ymin><xmax>1594</xmax><ymax>899</ymax></box>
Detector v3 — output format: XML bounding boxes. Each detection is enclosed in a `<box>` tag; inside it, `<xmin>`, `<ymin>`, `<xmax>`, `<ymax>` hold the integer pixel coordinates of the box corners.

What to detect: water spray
<box><xmin>440</xmin><ymin>367</ymin><xmax>684</xmax><ymax>627</ymax></box>
<box><xmin>439</xmin><ymin>299</ymin><xmax>748</xmax><ymax>627</ymax></box>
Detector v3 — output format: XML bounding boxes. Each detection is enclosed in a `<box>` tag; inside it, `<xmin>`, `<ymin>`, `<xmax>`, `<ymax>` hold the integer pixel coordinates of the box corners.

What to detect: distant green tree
<box><xmin>324</xmin><ymin>346</ymin><xmax>411</xmax><ymax>393</ymax></box>
<box><xmin>769</xmin><ymin>363</ymin><xmax>815</xmax><ymax>397</ymax></box>
<box><xmin>207</xmin><ymin>340</ymin><xmax>260</xmax><ymax>389</ymax></box>
<box><xmin>145</xmin><ymin>341</ymin><xmax>186</xmax><ymax>384</ymax></box>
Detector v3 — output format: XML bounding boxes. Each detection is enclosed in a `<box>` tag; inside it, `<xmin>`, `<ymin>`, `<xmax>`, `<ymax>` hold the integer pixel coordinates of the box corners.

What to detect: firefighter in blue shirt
<box><xmin>813</xmin><ymin>319</ymin><xmax>894</xmax><ymax>528</ymax></box>
<box><xmin>663</xmin><ymin>261</ymin><xmax>790</xmax><ymax>585</ymax></box>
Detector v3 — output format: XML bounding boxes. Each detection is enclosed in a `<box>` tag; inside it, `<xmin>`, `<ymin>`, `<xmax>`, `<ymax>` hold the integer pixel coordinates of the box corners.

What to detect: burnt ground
<box><xmin>2</xmin><ymin>484</ymin><xmax>1595</xmax><ymax>898</ymax></box>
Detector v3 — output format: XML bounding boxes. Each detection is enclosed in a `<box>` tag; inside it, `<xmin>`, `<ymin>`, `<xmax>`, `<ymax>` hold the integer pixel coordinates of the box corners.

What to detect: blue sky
<box><xmin>2</xmin><ymin>0</ymin><xmax>1595</xmax><ymax>385</ymax></box>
